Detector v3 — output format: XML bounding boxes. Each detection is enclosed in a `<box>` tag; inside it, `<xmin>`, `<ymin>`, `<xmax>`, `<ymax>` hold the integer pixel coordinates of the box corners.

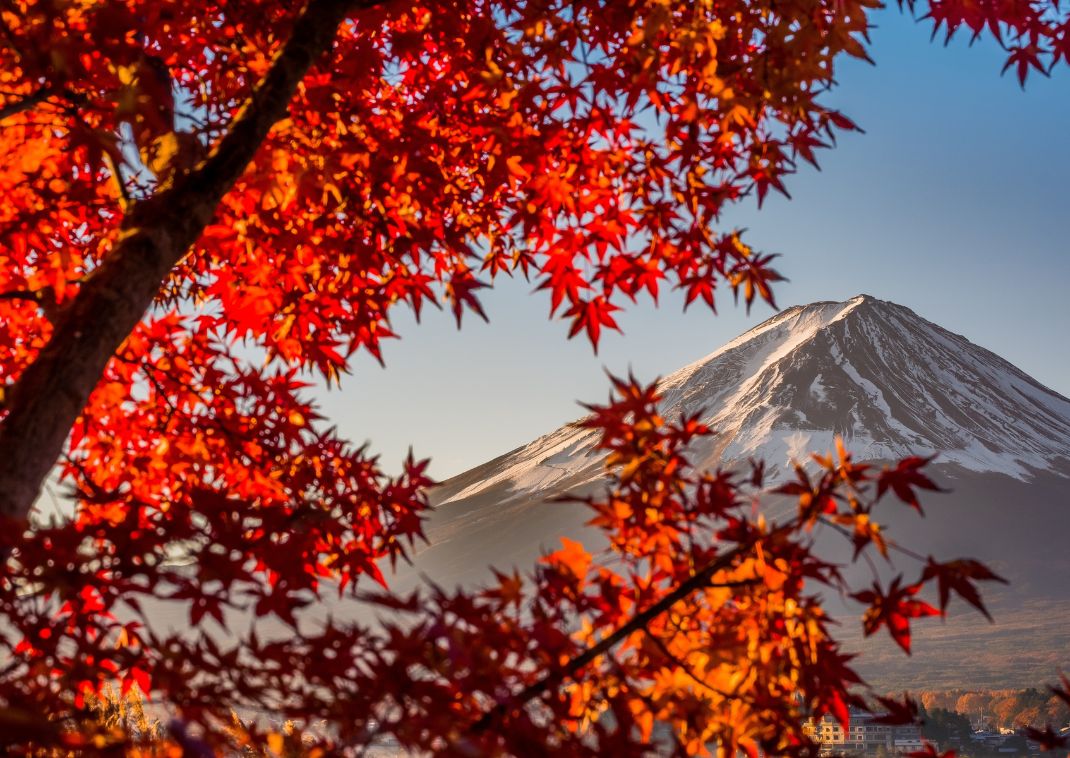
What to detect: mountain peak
<box><xmin>424</xmin><ymin>296</ymin><xmax>1070</xmax><ymax>689</ymax></box>
<box><xmin>438</xmin><ymin>297</ymin><xmax>1070</xmax><ymax>506</ymax></box>
<box><xmin>660</xmin><ymin>295</ymin><xmax>1070</xmax><ymax>476</ymax></box>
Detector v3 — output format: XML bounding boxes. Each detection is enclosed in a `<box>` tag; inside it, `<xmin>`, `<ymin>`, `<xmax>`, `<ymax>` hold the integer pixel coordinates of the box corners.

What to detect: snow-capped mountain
<box><xmin>415</xmin><ymin>296</ymin><xmax>1070</xmax><ymax>689</ymax></box>
<box><xmin>436</xmin><ymin>294</ymin><xmax>1070</xmax><ymax>509</ymax></box>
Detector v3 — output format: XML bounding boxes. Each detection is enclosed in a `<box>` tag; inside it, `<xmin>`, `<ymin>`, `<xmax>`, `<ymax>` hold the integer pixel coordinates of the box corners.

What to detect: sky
<box><xmin>316</xmin><ymin>7</ymin><xmax>1070</xmax><ymax>480</ymax></box>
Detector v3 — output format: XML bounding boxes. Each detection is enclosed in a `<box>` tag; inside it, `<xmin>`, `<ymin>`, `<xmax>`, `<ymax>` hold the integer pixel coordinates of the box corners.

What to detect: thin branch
<box><xmin>105</xmin><ymin>150</ymin><xmax>134</xmax><ymax>209</ymax></box>
<box><xmin>67</xmin><ymin>105</ymin><xmax>135</xmax><ymax>209</ymax></box>
<box><xmin>0</xmin><ymin>278</ymin><xmax>89</xmax><ymax>323</ymax></box>
<box><xmin>114</xmin><ymin>352</ymin><xmax>180</xmax><ymax>431</ymax></box>
<box><xmin>0</xmin><ymin>87</ymin><xmax>52</xmax><ymax>122</ymax></box>
<box><xmin>0</xmin><ymin>287</ymin><xmax>61</xmax><ymax>323</ymax></box>
<box><xmin>818</xmin><ymin>515</ymin><xmax>927</xmax><ymax>564</ymax></box>
<box><xmin>467</xmin><ymin>544</ymin><xmax>752</xmax><ymax>735</ymax></box>
<box><xmin>0</xmin><ymin>290</ymin><xmax>44</xmax><ymax>304</ymax></box>
<box><xmin>645</xmin><ymin>628</ymin><xmax>740</xmax><ymax>701</ymax></box>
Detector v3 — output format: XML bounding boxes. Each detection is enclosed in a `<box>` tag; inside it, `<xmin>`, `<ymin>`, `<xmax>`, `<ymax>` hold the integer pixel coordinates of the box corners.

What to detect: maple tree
<box><xmin>0</xmin><ymin>0</ymin><xmax>1066</xmax><ymax>754</ymax></box>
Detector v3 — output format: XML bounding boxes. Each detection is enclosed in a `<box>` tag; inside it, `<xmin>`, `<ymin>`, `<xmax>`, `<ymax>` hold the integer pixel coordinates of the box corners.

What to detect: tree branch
<box><xmin>467</xmin><ymin>545</ymin><xmax>750</xmax><ymax>735</ymax></box>
<box><xmin>817</xmin><ymin>514</ymin><xmax>927</xmax><ymax>564</ymax></box>
<box><xmin>645</xmin><ymin>627</ymin><xmax>740</xmax><ymax>700</ymax></box>
<box><xmin>0</xmin><ymin>87</ymin><xmax>50</xmax><ymax>122</ymax></box>
<box><xmin>0</xmin><ymin>285</ymin><xmax>71</xmax><ymax>323</ymax></box>
<box><xmin>0</xmin><ymin>289</ymin><xmax>44</xmax><ymax>304</ymax></box>
<box><xmin>0</xmin><ymin>0</ymin><xmax>379</xmax><ymax>523</ymax></box>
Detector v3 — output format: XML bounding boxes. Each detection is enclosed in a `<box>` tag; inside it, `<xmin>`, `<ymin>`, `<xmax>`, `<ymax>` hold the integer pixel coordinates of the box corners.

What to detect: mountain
<box><xmin>416</xmin><ymin>295</ymin><xmax>1070</xmax><ymax>689</ymax></box>
<box><xmin>436</xmin><ymin>295</ymin><xmax>1070</xmax><ymax>508</ymax></box>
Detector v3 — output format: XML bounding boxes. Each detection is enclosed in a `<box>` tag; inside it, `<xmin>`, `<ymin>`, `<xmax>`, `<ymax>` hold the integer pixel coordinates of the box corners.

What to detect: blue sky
<box><xmin>317</xmin><ymin>7</ymin><xmax>1070</xmax><ymax>479</ymax></box>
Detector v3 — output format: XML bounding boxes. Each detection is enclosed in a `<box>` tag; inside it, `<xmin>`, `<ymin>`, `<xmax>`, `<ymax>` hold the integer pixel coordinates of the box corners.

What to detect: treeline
<box><xmin>915</xmin><ymin>688</ymin><xmax>1069</xmax><ymax>731</ymax></box>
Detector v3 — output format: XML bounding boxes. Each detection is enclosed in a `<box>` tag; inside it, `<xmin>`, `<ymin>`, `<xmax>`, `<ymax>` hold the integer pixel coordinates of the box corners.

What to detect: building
<box><xmin>803</xmin><ymin>708</ymin><xmax>923</xmax><ymax>755</ymax></box>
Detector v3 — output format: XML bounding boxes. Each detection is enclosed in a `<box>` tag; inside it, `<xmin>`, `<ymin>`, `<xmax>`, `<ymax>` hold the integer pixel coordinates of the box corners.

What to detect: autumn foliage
<box><xmin>0</xmin><ymin>373</ymin><xmax>1021</xmax><ymax>754</ymax></box>
<box><xmin>919</xmin><ymin>686</ymin><xmax>1070</xmax><ymax>733</ymax></box>
<box><xmin>0</xmin><ymin>0</ymin><xmax>1067</xmax><ymax>754</ymax></box>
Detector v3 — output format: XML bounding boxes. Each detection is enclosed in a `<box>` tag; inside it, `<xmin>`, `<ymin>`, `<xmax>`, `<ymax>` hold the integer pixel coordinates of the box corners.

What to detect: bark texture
<box><xmin>0</xmin><ymin>0</ymin><xmax>359</xmax><ymax>522</ymax></box>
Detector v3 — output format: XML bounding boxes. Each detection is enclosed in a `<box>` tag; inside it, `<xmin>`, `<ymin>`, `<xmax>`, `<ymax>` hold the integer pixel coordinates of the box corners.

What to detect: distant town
<box><xmin>805</xmin><ymin>690</ymin><xmax>1070</xmax><ymax>756</ymax></box>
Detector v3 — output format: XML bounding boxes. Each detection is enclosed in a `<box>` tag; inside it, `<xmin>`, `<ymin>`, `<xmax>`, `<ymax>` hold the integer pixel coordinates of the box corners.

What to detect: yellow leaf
<box><xmin>544</xmin><ymin>537</ymin><xmax>591</xmax><ymax>580</ymax></box>
<box><xmin>147</xmin><ymin>132</ymin><xmax>179</xmax><ymax>176</ymax></box>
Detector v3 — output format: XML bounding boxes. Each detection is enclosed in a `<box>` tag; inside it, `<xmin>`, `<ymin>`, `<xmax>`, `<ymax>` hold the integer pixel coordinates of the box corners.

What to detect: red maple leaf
<box><xmin>852</xmin><ymin>577</ymin><xmax>940</xmax><ymax>653</ymax></box>
<box><xmin>876</xmin><ymin>456</ymin><xmax>943</xmax><ymax>513</ymax></box>
<box><xmin>921</xmin><ymin>558</ymin><xmax>1007</xmax><ymax>621</ymax></box>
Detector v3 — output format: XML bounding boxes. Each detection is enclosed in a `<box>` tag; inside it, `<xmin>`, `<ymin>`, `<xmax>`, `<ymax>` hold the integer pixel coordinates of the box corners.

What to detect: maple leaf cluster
<box><xmin>899</xmin><ymin>0</ymin><xmax>1070</xmax><ymax>86</ymax></box>
<box><xmin>0</xmin><ymin>375</ymin><xmax>1009</xmax><ymax>754</ymax></box>
<box><xmin>0</xmin><ymin>0</ymin><xmax>1064</xmax><ymax>754</ymax></box>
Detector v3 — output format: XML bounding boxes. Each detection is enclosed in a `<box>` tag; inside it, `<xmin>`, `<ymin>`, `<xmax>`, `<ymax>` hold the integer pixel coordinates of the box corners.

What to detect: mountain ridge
<box><xmin>416</xmin><ymin>295</ymin><xmax>1070</xmax><ymax>689</ymax></box>
<box><xmin>436</xmin><ymin>294</ymin><xmax>1070</xmax><ymax>507</ymax></box>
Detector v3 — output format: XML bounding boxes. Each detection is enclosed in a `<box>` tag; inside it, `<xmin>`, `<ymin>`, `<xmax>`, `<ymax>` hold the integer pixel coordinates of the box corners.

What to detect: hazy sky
<box><xmin>316</xmin><ymin>7</ymin><xmax>1070</xmax><ymax>480</ymax></box>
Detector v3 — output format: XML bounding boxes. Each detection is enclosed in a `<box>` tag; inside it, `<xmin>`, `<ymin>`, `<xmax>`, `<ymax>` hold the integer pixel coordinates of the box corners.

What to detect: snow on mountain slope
<box><xmin>414</xmin><ymin>295</ymin><xmax>1070</xmax><ymax>689</ymax></box>
<box><xmin>435</xmin><ymin>294</ymin><xmax>1070</xmax><ymax>507</ymax></box>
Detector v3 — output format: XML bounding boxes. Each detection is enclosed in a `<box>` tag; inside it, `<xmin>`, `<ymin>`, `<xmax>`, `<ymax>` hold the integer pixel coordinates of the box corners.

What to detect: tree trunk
<box><xmin>0</xmin><ymin>0</ymin><xmax>359</xmax><ymax>524</ymax></box>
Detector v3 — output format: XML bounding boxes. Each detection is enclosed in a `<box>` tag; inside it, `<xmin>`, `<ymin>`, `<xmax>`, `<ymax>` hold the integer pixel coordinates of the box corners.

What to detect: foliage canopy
<box><xmin>0</xmin><ymin>0</ymin><xmax>1067</xmax><ymax>753</ymax></box>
